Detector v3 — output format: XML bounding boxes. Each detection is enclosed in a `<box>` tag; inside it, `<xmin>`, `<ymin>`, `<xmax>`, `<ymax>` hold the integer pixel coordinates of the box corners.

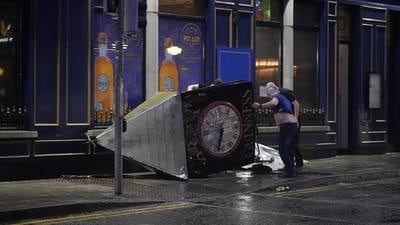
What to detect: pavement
<box><xmin>1</xmin><ymin>152</ymin><xmax>400</xmax><ymax>224</ymax></box>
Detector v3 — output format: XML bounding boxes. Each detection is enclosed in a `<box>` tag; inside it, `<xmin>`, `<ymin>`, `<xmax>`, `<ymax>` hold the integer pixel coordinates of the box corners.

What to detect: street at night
<box><xmin>11</xmin><ymin>177</ymin><xmax>400</xmax><ymax>225</ymax></box>
<box><xmin>2</xmin><ymin>0</ymin><xmax>400</xmax><ymax>224</ymax></box>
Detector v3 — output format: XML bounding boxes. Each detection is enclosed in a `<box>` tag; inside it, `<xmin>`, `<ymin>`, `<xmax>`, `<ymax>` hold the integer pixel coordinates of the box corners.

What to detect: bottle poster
<box><xmin>159</xmin><ymin>17</ymin><xmax>204</xmax><ymax>92</ymax></box>
<box><xmin>93</xmin><ymin>9</ymin><xmax>144</xmax><ymax>113</ymax></box>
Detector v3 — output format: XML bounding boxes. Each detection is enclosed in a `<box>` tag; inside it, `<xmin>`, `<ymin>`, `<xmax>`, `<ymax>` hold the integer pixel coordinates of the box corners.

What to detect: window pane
<box><xmin>338</xmin><ymin>6</ymin><xmax>351</xmax><ymax>41</ymax></box>
<box><xmin>294</xmin><ymin>1</ymin><xmax>320</xmax><ymax>27</ymax></box>
<box><xmin>255</xmin><ymin>27</ymin><xmax>281</xmax><ymax>102</ymax></box>
<box><xmin>0</xmin><ymin>0</ymin><xmax>22</xmax><ymax>106</ymax></box>
<box><xmin>256</xmin><ymin>0</ymin><xmax>281</xmax><ymax>22</ymax></box>
<box><xmin>293</xmin><ymin>30</ymin><xmax>319</xmax><ymax>107</ymax></box>
<box><xmin>93</xmin><ymin>9</ymin><xmax>145</xmax><ymax>126</ymax></box>
<box><xmin>159</xmin><ymin>0</ymin><xmax>204</xmax><ymax>17</ymax></box>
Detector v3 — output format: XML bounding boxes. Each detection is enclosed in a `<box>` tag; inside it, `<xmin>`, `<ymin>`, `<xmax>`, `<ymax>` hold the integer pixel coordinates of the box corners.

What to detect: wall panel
<box><xmin>34</xmin><ymin>0</ymin><xmax>59</xmax><ymax>126</ymax></box>
<box><xmin>66</xmin><ymin>0</ymin><xmax>90</xmax><ymax>125</ymax></box>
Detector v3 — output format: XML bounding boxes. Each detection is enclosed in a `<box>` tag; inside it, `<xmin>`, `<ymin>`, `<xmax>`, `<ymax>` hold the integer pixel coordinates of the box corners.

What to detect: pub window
<box><xmin>159</xmin><ymin>0</ymin><xmax>204</xmax><ymax>17</ymax></box>
<box><xmin>293</xmin><ymin>29</ymin><xmax>319</xmax><ymax>107</ymax></box>
<box><xmin>93</xmin><ymin>3</ymin><xmax>145</xmax><ymax>127</ymax></box>
<box><xmin>255</xmin><ymin>26</ymin><xmax>281</xmax><ymax>103</ymax></box>
<box><xmin>158</xmin><ymin>0</ymin><xmax>206</xmax><ymax>93</ymax></box>
<box><xmin>0</xmin><ymin>0</ymin><xmax>24</xmax><ymax>129</ymax></box>
<box><xmin>256</xmin><ymin>0</ymin><xmax>282</xmax><ymax>23</ymax></box>
<box><xmin>338</xmin><ymin>6</ymin><xmax>351</xmax><ymax>42</ymax></box>
<box><xmin>254</xmin><ymin>0</ymin><xmax>282</xmax><ymax>125</ymax></box>
<box><xmin>294</xmin><ymin>0</ymin><xmax>320</xmax><ymax>27</ymax></box>
<box><xmin>293</xmin><ymin>0</ymin><xmax>321</xmax><ymax>108</ymax></box>
<box><xmin>255</xmin><ymin>0</ymin><xmax>282</xmax><ymax>100</ymax></box>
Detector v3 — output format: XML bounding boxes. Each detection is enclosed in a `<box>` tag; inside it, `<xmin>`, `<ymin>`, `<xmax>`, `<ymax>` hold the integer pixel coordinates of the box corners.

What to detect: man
<box><xmin>266</xmin><ymin>82</ymin><xmax>303</xmax><ymax>167</ymax></box>
<box><xmin>252</xmin><ymin>85</ymin><xmax>298</xmax><ymax>178</ymax></box>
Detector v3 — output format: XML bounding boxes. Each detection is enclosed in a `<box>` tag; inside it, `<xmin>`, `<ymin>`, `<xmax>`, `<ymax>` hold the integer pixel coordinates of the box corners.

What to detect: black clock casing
<box><xmin>181</xmin><ymin>81</ymin><xmax>255</xmax><ymax>176</ymax></box>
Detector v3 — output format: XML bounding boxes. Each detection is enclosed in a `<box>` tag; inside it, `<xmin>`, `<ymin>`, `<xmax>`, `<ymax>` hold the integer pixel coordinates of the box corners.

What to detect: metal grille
<box><xmin>0</xmin><ymin>105</ymin><xmax>27</xmax><ymax>129</ymax></box>
<box><xmin>57</xmin><ymin>176</ymin><xmax>230</xmax><ymax>200</ymax></box>
<box><xmin>255</xmin><ymin>106</ymin><xmax>325</xmax><ymax>126</ymax></box>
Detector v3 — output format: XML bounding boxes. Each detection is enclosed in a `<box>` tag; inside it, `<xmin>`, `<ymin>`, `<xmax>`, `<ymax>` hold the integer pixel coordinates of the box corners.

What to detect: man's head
<box><xmin>266</xmin><ymin>82</ymin><xmax>279</xmax><ymax>90</ymax></box>
<box><xmin>265</xmin><ymin>82</ymin><xmax>279</xmax><ymax>97</ymax></box>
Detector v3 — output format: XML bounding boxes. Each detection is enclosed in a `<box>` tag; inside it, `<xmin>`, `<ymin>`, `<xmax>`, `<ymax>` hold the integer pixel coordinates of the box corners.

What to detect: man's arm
<box><xmin>292</xmin><ymin>99</ymin><xmax>300</xmax><ymax>119</ymax></box>
<box><xmin>261</xmin><ymin>97</ymin><xmax>278</xmax><ymax>109</ymax></box>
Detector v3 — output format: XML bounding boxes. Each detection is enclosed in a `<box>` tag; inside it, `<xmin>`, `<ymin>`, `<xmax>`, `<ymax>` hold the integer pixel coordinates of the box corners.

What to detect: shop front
<box><xmin>2</xmin><ymin>0</ymin><xmax>400</xmax><ymax>173</ymax></box>
<box><xmin>0</xmin><ymin>0</ymin><xmax>255</xmax><ymax>162</ymax></box>
<box><xmin>253</xmin><ymin>0</ymin><xmax>400</xmax><ymax>156</ymax></box>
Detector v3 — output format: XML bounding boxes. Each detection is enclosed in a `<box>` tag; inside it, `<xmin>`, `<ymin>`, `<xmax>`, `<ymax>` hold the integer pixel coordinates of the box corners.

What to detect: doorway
<box><xmin>337</xmin><ymin>43</ymin><xmax>349</xmax><ymax>149</ymax></box>
<box><xmin>336</xmin><ymin>5</ymin><xmax>352</xmax><ymax>150</ymax></box>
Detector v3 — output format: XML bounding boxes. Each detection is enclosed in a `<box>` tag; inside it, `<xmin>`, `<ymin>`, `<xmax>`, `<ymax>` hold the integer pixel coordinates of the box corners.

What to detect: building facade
<box><xmin>0</xmin><ymin>0</ymin><xmax>400</xmax><ymax>171</ymax></box>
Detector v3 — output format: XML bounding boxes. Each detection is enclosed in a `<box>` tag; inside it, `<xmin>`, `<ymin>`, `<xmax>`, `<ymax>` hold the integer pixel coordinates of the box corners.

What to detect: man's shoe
<box><xmin>295</xmin><ymin>160</ymin><xmax>304</xmax><ymax>168</ymax></box>
<box><xmin>279</xmin><ymin>168</ymin><xmax>296</xmax><ymax>178</ymax></box>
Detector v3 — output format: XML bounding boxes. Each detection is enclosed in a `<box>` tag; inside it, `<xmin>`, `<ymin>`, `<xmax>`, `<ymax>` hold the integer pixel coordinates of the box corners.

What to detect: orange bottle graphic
<box><xmin>94</xmin><ymin>32</ymin><xmax>114</xmax><ymax>113</ymax></box>
<box><xmin>159</xmin><ymin>37</ymin><xmax>179</xmax><ymax>91</ymax></box>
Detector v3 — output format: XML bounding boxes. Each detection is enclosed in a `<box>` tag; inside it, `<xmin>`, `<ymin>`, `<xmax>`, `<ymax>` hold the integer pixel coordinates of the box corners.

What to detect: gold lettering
<box><xmin>183</xmin><ymin>35</ymin><xmax>200</xmax><ymax>44</ymax></box>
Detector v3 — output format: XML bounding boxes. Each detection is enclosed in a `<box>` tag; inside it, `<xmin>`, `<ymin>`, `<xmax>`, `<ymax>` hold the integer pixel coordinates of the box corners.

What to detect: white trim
<box><xmin>361</xmin><ymin>140</ymin><xmax>386</xmax><ymax>144</ymax></box>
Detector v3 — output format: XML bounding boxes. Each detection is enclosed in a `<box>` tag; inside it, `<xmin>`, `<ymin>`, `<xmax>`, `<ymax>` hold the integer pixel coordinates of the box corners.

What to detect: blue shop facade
<box><xmin>1</xmin><ymin>0</ymin><xmax>400</xmax><ymax>169</ymax></box>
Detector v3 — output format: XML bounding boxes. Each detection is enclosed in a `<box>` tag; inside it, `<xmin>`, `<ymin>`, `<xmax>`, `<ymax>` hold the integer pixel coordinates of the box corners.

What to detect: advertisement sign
<box><xmin>159</xmin><ymin>18</ymin><xmax>204</xmax><ymax>92</ymax></box>
<box><xmin>93</xmin><ymin>10</ymin><xmax>144</xmax><ymax>112</ymax></box>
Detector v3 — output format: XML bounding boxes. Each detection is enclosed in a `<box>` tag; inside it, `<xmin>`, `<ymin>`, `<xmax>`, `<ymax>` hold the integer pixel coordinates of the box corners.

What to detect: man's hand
<box><xmin>252</xmin><ymin>102</ymin><xmax>261</xmax><ymax>109</ymax></box>
<box><xmin>292</xmin><ymin>100</ymin><xmax>300</xmax><ymax>119</ymax></box>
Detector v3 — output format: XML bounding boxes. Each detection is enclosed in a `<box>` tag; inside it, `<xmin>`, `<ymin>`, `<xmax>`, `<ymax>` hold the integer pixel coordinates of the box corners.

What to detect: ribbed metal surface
<box><xmin>96</xmin><ymin>92</ymin><xmax>188</xmax><ymax>180</ymax></box>
<box><xmin>57</xmin><ymin>177</ymin><xmax>229</xmax><ymax>200</ymax></box>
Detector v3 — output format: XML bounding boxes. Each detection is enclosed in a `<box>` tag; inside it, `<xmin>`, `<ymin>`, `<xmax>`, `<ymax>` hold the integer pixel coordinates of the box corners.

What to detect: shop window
<box><xmin>158</xmin><ymin>17</ymin><xmax>204</xmax><ymax>92</ymax></box>
<box><xmin>159</xmin><ymin>0</ymin><xmax>204</xmax><ymax>17</ymax></box>
<box><xmin>256</xmin><ymin>0</ymin><xmax>281</xmax><ymax>23</ymax></box>
<box><xmin>255</xmin><ymin>27</ymin><xmax>281</xmax><ymax>102</ymax></box>
<box><xmin>293</xmin><ymin>30</ymin><xmax>319</xmax><ymax>107</ymax></box>
<box><xmin>255</xmin><ymin>0</ymin><xmax>282</xmax><ymax>125</ymax></box>
<box><xmin>254</xmin><ymin>26</ymin><xmax>281</xmax><ymax>126</ymax></box>
<box><xmin>338</xmin><ymin>6</ymin><xmax>351</xmax><ymax>41</ymax></box>
<box><xmin>93</xmin><ymin>7</ymin><xmax>145</xmax><ymax>127</ymax></box>
<box><xmin>293</xmin><ymin>0</ymin><xmax>322</xmax><ymax>125</ymax></box>
<box><xmin>294</xmin><ymin>0</ymin><xmax>320</xmax><ymax>27</ymax></box>
<box><xmin>0</xmin><ymin>0</ymin><xmax>25</xmax><ymax>129</ymax></box>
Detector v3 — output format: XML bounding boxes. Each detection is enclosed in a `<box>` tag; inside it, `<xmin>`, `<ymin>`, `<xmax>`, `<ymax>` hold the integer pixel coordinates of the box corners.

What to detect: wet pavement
<box><xmin>12</xmin><ymin>178</ymin><xmax>400</xmax><ymax>225</ymax></box>
<box><xmin>1</xmin><ymin>152</ymin><xmax>400</xmax><ymax>224</ymax></box>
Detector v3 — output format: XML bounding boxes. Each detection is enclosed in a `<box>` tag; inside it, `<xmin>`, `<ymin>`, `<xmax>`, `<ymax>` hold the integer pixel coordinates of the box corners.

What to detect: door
<box><xmin>337</xmin><ymin>44</ymin><xmax>349</xmax><ymax>149</ymax></box>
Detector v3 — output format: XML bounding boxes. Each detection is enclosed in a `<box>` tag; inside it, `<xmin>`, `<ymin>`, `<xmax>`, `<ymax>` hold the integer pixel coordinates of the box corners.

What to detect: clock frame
<box><xmin>197</xmin><ymin>101</ymin><xmax>242</xmax><ymax>158</ymax></box>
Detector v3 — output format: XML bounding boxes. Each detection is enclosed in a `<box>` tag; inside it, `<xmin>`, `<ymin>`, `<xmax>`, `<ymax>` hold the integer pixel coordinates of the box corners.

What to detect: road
<box><xmin>12</xmin><ymin>177</ymin><xmax>400</xmax><ymax>225</ymax></box>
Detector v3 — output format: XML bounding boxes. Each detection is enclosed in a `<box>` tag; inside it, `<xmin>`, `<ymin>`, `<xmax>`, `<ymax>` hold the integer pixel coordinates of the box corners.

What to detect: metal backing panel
<box><xmin>97</xmin><ymin>92</ymin><xmax>188</xmax><ymax>179</ymax></box>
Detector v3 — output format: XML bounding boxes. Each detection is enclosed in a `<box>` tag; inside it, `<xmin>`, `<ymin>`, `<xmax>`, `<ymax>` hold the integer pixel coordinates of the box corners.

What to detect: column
<box><xmin>145</xmin><ymin>0</ymin><xmax>159</xmax><ymax>99</ymax></box>
<box><xmin>282</xmin><ymin>0</ymin><xmax>294</xmax><ymax>89</ymax></box>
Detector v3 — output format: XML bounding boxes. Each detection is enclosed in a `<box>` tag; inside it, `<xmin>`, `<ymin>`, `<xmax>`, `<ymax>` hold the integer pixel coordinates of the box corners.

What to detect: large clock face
<box><xmin>198</xmin><ymin>101</ymin><xmax>242</xmax><ymax>157</ymax></box>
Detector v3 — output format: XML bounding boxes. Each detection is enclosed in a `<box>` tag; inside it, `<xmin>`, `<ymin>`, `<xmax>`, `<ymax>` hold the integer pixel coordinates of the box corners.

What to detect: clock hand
<box><xmin>217</xmin><ymin>123</ymin><xmax>224</xmax><ymax>151</ymax></box>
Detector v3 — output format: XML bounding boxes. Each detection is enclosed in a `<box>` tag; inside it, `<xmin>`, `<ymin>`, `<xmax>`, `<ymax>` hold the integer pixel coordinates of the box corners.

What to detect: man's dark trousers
<box><xmin>291</xmin><ymin>125</ymin><xmax>303</xmax><ymax>167</ymax></box>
